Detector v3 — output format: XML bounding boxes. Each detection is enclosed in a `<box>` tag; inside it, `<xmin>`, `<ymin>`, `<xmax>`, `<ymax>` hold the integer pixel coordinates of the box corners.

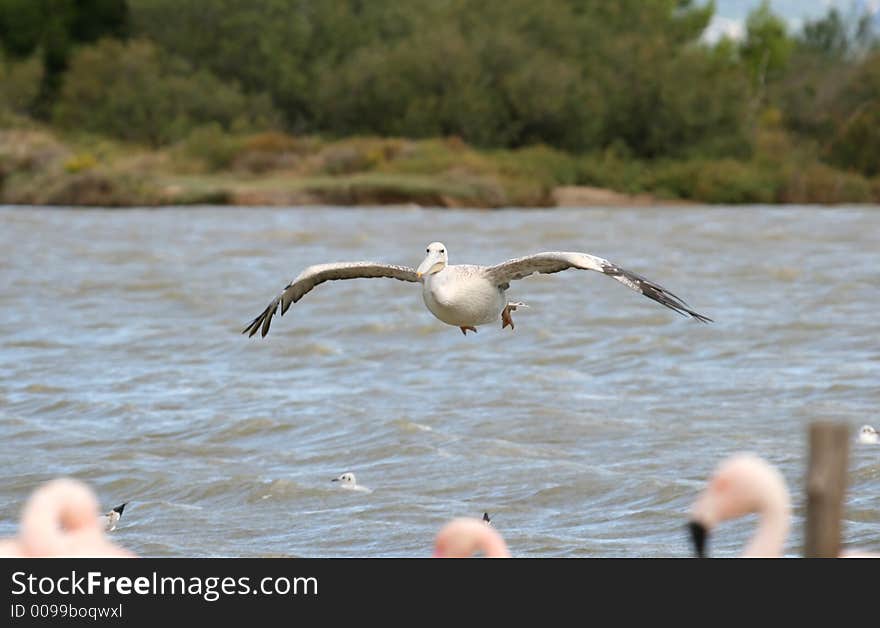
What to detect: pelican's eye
<box><xmin>440</xmin><ymin>249</ymin><xmax>445</xmax><ymax>254</ymax></box>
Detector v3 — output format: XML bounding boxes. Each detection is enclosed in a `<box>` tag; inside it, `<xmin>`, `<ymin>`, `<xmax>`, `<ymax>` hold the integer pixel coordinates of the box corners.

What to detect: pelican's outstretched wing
<box><xmin>485</xmin><ymin>252</ymin><xmax>712</xmax><ymax>322</ymax></box>
<box><xmin>242</xmin><ymin>262</ymin><xmax>420</xmax><ymax>337</ymax></box>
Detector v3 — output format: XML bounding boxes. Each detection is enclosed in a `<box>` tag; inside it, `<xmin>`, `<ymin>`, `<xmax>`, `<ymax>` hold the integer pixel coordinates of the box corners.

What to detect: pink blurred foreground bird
<box><xmin>0</xmin><ymin>478</ymin><xmax>135</xmax><ymax>558</ymax></box>
<box><xmin>687</xmin><ymin>453</ymin><xmax>878</xmax><ymax>558</ymax></box>
<box><xmin>433</xmin><ymin>517</ymin><xmax>511</xmax><ymax>558</ymax></box>
<box><xmin>688</xmin><ymin>453</ymin><xmax>790</xmax><ymax>558</ymax></box>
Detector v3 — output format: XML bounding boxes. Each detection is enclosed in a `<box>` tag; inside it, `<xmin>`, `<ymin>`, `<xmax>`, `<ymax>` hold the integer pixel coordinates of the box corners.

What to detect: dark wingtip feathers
<box><xmin>242</xmin><ymin>301</ymin><xmax>278</xmax><ymax>338</ymax></box>
<box><xmin>241</xmin><ymin>316</ymin><xmax>260</xmax><ymax>336</ymax></box>
<box><xmin>690</xmin><ymin>311</ymin><xmax>713</xmax><ymax>324</ymax></box>
<box><xmin>603</xmin><ymin>263</ymin><xmax>713</xmax><ymax>323</ymax></box>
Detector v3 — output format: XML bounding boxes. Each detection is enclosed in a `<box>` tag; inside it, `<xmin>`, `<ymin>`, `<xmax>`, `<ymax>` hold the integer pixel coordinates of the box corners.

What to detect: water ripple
<box><xmin>0</xmin><ymin>206</ymin><xmax>878</xmax><ymax>557</ymax></box>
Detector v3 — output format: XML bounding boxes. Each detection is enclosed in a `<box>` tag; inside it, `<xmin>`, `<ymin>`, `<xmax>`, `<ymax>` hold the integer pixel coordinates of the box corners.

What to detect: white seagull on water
<box><xmin>331</xmin><ymin>473</ymin><xmax>371</xmax><ymax>493</ymax></box>
<box><xmin>858</xmin><ymin>425</ymin><xmax>879</xmax><ymax>444</ymax></box>
<box><xmin>243</xmin><ymin>242</ymin><xmax>711</xmax><ymax>337</ymax></box>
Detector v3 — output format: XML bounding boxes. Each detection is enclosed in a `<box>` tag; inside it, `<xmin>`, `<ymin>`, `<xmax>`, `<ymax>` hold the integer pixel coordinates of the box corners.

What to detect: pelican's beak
<box><xmin>417</xmin><ymin>253</ymin><xmax>442</xmax><ymax>278</ymax></box>
<box><xmin>331</xmin><ymin>478</ymin><xmax>339</xmax><ymax>482</ymax></box>
<box><xmin>687</xmin><ymin>521</ymin><xmax>708</xmax><ymax>558</ymax></box>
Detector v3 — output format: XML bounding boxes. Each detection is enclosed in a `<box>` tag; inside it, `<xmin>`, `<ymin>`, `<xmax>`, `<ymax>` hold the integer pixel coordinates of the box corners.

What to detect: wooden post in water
<box><xmin>804</xmin><ymin>422</ymin><xmax>849</xmax><ymax>557</ymax></box>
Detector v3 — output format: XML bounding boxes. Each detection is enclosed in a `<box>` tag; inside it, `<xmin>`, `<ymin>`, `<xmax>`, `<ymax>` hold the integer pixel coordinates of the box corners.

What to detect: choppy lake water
<box><xmin>0</xmin><ymin>205</ymin><xmax>878</xmax><ymax>557</ymax></box>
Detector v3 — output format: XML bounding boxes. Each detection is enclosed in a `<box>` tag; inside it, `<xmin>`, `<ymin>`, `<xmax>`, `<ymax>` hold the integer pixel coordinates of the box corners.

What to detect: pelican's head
<box><xmin>417</xmin><ymin>242</ymin><xmax>448</xmax><ymax>279</ymax></box>
<box><xmin>332</xmin><ymin>472</ymin><xmax>356</xmax><ymax>486</ymax></box>
<box><xmin>858</xmin><ymin>425</ymin><xmax>879</xmax><ymax>444</ymax></box>
<box><xmin>687</xmin><ymin>453</ymin><xmax>790</xmax><ymax>557</ymax></box>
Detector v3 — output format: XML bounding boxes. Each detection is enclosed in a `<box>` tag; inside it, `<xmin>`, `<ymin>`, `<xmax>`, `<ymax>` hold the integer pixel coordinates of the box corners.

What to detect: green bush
<box><xmin>177</xmin><ymin>124</ymin><xmax>245</xmax><ymax>172</ymax></box>
<box><xmin>647</xmin><ymin>159</ymin><xmax>779</xmax><ymax>204</ymax></box>
<box><xmin>490</xmin><ymin>145</ymin><xmax>579</xmax><ymax>187</ymax></box>
<box><xmin>313</xmin><ymin>12</ymin><xmax>600</xmax><ymax>150</ymax></box>
<box><xmin>0</xmin><ymin>52</ymin><xmax>42</xmax><ymax>115</ymax></box>
<box><xmin>576</xmin><ymin>149</ymin><xmax>649</xmax><ymax>195</ymax></box>
<box><xmin>782</xmin><ymin>161</ymin><xmax>875</xmax><ymax>203</ymax></box>
<box><xmin>828</xmin><ymin>102</ymin><xmax>880</xmax><ymax>177</ymax></box>
<box><xmin>52</xmin><ymin>38</ymin><xmax>281</xmax><ymax>146</ymax></box>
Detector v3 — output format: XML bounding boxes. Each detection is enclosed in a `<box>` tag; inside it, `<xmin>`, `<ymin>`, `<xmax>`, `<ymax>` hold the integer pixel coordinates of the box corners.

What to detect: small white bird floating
<box><xmin>331</xmin><ymin>473</ymin><xmax>372</xmax><ymax>493</ymax></box>
<box><xmin>243</xmin><ymin>242</ymin><xmax>712</xmax><ymax>338</ymax></box>
<box><xmin>857</xmin><ymin>425</ymin><xmax>879</xmax><ymax>444</ymax></box>
<box><xmin>100</xmin><ymin>503</ymin><xmax>127</xmax><ymax>532</ymax></box>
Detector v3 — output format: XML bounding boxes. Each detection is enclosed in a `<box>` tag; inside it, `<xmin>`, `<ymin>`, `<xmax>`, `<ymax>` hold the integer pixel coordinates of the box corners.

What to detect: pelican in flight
<box><xmin>243</xmin><ymin>242</ymin><xmax>711</xmax><ymax>337</ymax></box>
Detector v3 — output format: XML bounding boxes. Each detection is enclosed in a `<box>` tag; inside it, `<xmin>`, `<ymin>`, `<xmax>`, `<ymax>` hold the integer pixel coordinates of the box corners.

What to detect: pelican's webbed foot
<box><xmin>460</xmin><ymin>326</ymin><xmax>478</xmax><ymax>335</ymax></box>
<box><xmin>501</xmin><ymin>302</ymin><xmax>526</xmax><ymax>330</ymax></box>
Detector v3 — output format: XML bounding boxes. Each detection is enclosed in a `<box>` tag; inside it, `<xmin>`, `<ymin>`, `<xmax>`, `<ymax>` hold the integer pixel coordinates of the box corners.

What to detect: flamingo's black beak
<box><xmin>688</xmin><ymin>521</ymin><xmax>708</xmax><ymax>558</ymax></box>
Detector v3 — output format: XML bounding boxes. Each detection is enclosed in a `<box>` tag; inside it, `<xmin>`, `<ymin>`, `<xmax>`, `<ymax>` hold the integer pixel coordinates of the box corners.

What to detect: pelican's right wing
<box><xmin>242</xmin><ymin>262</ymin><xmax>419</xmax><ymax>338</ymax></box>
<box><xmin>485</xmin><ymin>252</ymin><xmax>712</xmax><ymax>322</ymax></box>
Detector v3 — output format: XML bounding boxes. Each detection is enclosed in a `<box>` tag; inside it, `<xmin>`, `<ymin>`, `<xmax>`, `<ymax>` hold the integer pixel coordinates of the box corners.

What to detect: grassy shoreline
<box><xmin>2</xmin><ymin>123</ymin><xmax>879</xmax><ymax>208</ymax></box>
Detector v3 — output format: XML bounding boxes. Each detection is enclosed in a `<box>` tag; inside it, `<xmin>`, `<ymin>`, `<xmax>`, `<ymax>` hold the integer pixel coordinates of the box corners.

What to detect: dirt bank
<box><xmin>552</xmin><ymin>186</ymin><xmax>694</xmax><ymax>207</ymax></box>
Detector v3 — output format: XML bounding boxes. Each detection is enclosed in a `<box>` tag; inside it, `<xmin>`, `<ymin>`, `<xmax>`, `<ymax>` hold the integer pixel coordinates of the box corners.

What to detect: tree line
<box><xmin>1</xmin><ymin>0</ymin><xmax>879</xmax><ymax>178</ymax></box>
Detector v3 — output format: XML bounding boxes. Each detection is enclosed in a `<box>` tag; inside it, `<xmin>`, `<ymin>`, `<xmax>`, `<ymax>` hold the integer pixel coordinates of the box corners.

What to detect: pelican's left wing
<box><xmin>242</xmin><ymin>262</ymin><xmax>420</xmax><ymax>337</ymax></box>
<box><xmin>485</xmin><ymin>252</ymin><xmax>712</xmax><ymax>322</ymax></box>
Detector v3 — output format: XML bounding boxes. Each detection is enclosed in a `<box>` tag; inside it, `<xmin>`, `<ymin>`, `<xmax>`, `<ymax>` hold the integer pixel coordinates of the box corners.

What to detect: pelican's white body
<box><xmin>421</xmin><ymin>265</ymin><xmax>507</xmax><ymax>327</ymax></box>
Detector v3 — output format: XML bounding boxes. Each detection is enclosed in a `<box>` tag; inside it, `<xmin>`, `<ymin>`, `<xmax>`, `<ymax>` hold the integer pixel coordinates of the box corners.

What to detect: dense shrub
<box><xmin>825</xmin><ymin>53</ymin><xmax>880</xmax><ymax>176</ymax></box>
<box><xmin>177</xmin><ymin>124</ymin><xmax>245</xmax><ymax>172</ymax></box>
<box><xmin>131</xmin><ymin>0</ymin><xmax>740</xmax><ymax>155</ymax></box>
<box><xmin>828</xmin><ymin>103</ymin><xmax>880</xmax><ymax>177</ymax></box>
<box><xmin>52</xmin><ymin>39</ymin><xmax>281</xmax><ymax>146</ymax></box>
<box><xmin>645</xmin><ymin>160</ymin><xmax>778</xmax><ymax>204</ymax></box>
<box><xmin>0</xmin><ymin>53</ymin><xmax>42</xmax><ymax>115</ymax></box>
<box><xmin>782</xmin><ymin>162</ymin><xmax>875</xmax><ymax>203</ymax></box>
